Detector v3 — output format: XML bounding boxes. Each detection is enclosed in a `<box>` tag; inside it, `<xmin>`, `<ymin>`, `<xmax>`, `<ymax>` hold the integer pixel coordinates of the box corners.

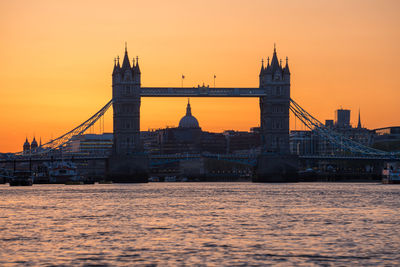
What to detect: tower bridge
<box><xmin>4</xmin><ymin>45</ymin><xmax>399</xmax><ymax>182</ymax></box>
<box><xmin>109</xmin><ymin>45</ymin><xmax>294</xmax><ymax>182</ymax></box>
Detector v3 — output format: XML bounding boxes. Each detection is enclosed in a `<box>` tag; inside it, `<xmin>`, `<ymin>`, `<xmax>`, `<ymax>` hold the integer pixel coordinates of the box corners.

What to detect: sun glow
<box><xmin>0</xmin><ymin>0</ymin><xmax>399</xmax><ymax>152</ymax></box>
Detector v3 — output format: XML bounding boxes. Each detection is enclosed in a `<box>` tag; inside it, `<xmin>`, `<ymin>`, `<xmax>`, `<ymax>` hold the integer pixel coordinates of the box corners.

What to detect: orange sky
<box><xmin>0</xmin><ymin>0</ymin><xmax>399</xmax><ymax>152</ymax></box>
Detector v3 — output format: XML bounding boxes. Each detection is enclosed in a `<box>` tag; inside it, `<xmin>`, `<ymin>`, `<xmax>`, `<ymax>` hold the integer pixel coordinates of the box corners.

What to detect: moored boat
<box><xmin>10</xmin><ymin>171</ymin><xmax>33</xmax><ymax>186</ymax></box>
<box><xmin>98</xmin><ymin>180</ymin><xmax>113</xmax><ymax>184</ymax></box>
<box><xmin>34</xmin><ymin>164</ymin><xmax>50</xmax><ymax>184</ymax></box>
<box><xmin>382</xmin><ymin>163</ymin><xmax>400</xmax><ymax>184</ymax></box>
<box><xmin>149</xmin><ymin>176</ymin><xmax>160</xmax><ymax>182</ymax></box>
<box><xmin>65</xmin><ymin>180</ymin><xmax>84</xmax><ymax>185</ymax></box>
<box><xmin>48</xmin><ymin>161</ymin><xmax>81</xmax><ymax>184</ymax></box>
<box><xmin>164</xmin><ymin>176</ymin><xmax>177</xmax><ymax>182</ymax></box>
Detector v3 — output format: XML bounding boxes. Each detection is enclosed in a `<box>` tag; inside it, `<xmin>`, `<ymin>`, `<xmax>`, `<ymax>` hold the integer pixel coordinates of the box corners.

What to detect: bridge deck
<box><xmin>1</xmin><ymin>154</ymin><xmax>397</xmax><ymax>163</ymax></box>
<box><xmin>140</xmin><ymin>87</ymin><xmax>265</xmax><ymax>97</ymax></box>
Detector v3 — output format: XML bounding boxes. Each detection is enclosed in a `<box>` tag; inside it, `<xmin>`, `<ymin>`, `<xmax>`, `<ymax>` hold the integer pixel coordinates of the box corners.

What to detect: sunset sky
<box><xmin>1</xmin><ymin>0</ymin><xmax>399</xmax><ymax>152</ymax></box>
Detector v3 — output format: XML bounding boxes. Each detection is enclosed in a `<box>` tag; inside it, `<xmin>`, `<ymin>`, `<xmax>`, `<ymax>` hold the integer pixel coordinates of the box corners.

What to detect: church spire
<box><xmin>357</xmin><ymin>109</ymin><xmax>362</xmax><ymax>128</ymax></box>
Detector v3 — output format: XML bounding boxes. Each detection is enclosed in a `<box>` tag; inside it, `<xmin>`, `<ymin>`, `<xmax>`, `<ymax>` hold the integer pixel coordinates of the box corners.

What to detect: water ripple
<box><xmin>0</xmin><ymin>183</ymin><xmax>399</xmax><ymax>265</ymax></box>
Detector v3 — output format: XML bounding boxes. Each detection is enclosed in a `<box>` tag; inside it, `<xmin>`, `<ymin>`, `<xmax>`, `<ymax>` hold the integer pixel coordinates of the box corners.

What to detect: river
<box><xmin>0</xmin><ymin>182</ymin><xmax>399</xmax><ymax>266</ymax></box>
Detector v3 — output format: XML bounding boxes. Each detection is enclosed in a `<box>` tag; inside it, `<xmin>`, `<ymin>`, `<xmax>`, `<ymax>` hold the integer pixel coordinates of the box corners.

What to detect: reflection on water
<box><xmin>0</xmin><ymin>183</ymin><xmax>399</xmax><ymax>266</ymax></box>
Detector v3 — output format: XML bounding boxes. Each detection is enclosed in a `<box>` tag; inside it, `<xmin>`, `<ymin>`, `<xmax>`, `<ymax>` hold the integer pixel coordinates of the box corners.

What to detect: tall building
<box><xmin>335</xmin><ymin>108</ymin><xmax>351</xmax><ymax>128</ymax></box>
<box><xmin>259</xmin><ymin>46</ymin><xmax>291</xmax><ymax>154</ymax></box>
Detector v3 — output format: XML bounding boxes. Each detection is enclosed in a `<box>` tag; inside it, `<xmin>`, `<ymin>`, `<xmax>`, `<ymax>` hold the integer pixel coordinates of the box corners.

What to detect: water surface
<box><xmin>0</xmin><ymin>183</ymin><xmax>399</xmax><ymax>266</ymax></box>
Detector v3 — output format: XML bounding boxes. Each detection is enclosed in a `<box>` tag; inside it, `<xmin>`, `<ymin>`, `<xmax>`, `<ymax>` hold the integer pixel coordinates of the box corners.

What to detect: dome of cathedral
<box><xmin>179</xmin><ymin>115</ymin><xmax>199</xmax><ymax>128</ymax></box>
<box><xmin>179</xmin><ymin>100</ymin><xmax>200</xmax><ymax>129</ymax></box>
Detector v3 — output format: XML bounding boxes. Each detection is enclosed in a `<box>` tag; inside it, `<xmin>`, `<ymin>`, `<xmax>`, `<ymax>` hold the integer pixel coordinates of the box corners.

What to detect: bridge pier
<box><xmin>254</xmin><ymin>154</ymin><xmax>299</xmax><ymax>182</ymax></box>
<box><xmin>107</xmin><ymin>154</ymin><xmax>148</xmax><ymax>183</ymax></box>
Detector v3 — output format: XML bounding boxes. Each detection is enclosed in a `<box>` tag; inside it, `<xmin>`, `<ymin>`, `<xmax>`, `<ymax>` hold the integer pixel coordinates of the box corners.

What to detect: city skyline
<box><xmin>1</xmin><ymin>0</ymin><xmax>399</xmax><ymax>152</ymax></box>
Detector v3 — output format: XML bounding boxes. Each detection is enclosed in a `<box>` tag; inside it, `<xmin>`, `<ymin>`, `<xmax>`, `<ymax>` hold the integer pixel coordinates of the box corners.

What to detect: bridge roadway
<box><xmin>0</xmin><ymin>153</ymin><xmax>258</xmax><ymax>163</ymax></box>
<box><xmin>140</xmin><ymin>87</ymin><xmax>266</xmax><ymax>97</ymax></box>
<box><xmin>1</xmin><ymin>153</ymin><xmax>397</xmax><ymax>165</ymax></box>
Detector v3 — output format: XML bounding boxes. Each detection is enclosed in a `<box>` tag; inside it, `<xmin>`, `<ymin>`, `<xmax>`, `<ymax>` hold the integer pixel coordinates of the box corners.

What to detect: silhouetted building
<box><xmin>325</xmin><ymin>120</ymin><xmax>334</xmax><ymax>128</ymax></box>
<box><xmin>290</xmin><ymin>109</ymin><xmax>374</xmax><ymax>155</ymax></box>
<box><xmin>67</xmin><ymin>133</ymin><xmax>113</xmax><ymax>155</ymax></box>
<box><xmin>335</xmin><ymin>108</ymin><xmax>351</xmax><ymax>128</ymax></box>
<box><xmin>224</xmin><ymin>130</ymin><xmax>261</xmax><ymax>153</ymax></box>
<box><xmin>141</xmin><ymin>130</ymin><xmax>161</xmax><ymax>154</ymax></box>
<box><xmin>179</xmin><ymin>99</ymin><xmax>200</xmax><ymax>129</ymax></box>
<box><xmin>200</xmin><ymin>132</ymin><xmax>227</xmax><ymax>154</ymax></box>
<box><xmin>372</xmin><ymin>126</ymin><xmax>400</xmax><ymax>152</ymax></box>
<box><xmin>290</xmin><ymin>130</ymin><xmax>318</xmax><ymax>155</ymax></box>
<box><xmin>154</xmin><ymin>101</ymin><xmax>259</xmax><ymax>155</ymax></box>
<box><xmin>158</xmin><ymin>100</ymin><xmax>203</xmax><ymax>154</ymax></box>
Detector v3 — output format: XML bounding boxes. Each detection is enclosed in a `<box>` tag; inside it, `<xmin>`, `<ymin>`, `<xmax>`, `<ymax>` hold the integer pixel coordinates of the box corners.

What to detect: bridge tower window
<box><xmin>124</xmin><ymin>85</ymin><xmax>130</xmax><ymax>95</ymax></box>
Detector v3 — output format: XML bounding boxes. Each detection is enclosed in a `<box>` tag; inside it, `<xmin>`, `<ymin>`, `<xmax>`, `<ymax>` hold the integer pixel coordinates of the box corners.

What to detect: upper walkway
<box><xmin>140</xmin><ymin>87</ymin><xmax>265</xmax><ymax>97</ymax></box>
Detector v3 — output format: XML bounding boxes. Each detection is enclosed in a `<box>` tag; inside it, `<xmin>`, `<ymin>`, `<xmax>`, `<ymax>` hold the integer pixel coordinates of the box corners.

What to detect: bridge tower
<box><xmin>255</xmin><ymin>46</ymin><xmax>298</xmax><ymax>182</ymax></box>
<box><xmin>259</xmin><ymin>46</ymin><xmax>290</xmax><ymax>154</ymax></box>
<box><xmin>108</xmin><ymin>45</ymin><xmax>148</xmax><ymax>182</ymax></box>
<box><xmin>112</xmin><ymin>46</ymin><xmax>141</xmax><ymax>154</ymax></box>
